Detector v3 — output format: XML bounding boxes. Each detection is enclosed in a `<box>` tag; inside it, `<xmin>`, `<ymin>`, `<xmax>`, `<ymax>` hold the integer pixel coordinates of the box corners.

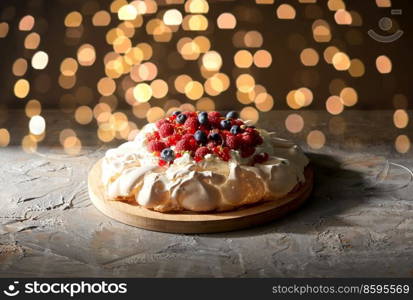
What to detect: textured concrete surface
<box><xmin>0</xmin><ymin>110</ymin><xmax>412</xmax><ymax>277</ymax></box>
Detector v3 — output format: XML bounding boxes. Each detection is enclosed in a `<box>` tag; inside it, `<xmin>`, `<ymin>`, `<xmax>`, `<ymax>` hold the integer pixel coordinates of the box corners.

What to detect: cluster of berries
<box><xmin>146</xmin><ymin>111</ymin><xmax>269</xmax><ymax>167</ymax></box>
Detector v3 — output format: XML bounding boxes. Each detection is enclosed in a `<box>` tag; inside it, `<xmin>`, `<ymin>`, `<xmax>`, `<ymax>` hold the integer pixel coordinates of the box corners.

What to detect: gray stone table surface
<box><xmin>0</xmin><ymin>110</ymin><xmax>412</xmax><ymax>277</ymax></box>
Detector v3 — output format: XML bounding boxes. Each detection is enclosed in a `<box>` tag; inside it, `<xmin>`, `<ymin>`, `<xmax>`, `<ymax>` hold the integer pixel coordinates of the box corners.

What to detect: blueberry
<box><xmin>176</xmin><ymin>113</ymin><xmax>187</xmax><ymax>124</ymax></box>
<box><xmin>194</xmin><ymin>130</ymin><xmax>207</xmax><ymax>144</ymax></box>
<box><xmin>198</xmin><ymin>111</ymin><xmax>208</xmax><ymax>125</ymax></box>
<box><xmin>209</xmin><ymin>132</ymin><xmax>222</xmax><ymax>142</ymax></box>
<box><xmin>161</xmin><ymin>148</ymin><xmax>175</xmax><ymax>162</ymax></box>
<box><xmin>220</xmin><ymin>119</ymin><xmax>231</xmax><ymax>130</ymax></box>
<box><xmin>226</xmin><ymin>111</ymin><xmax>239</xmax><ymax>119</ymax></box>
<box><xmin>230</xmin><ymin>125</ymin><xmax>241</xmax><ymax>135</ymax></box>
<box><xmin>172</xmin><ymin>110</ymin><xmax>181</xmax><ymax>117</ymax></box>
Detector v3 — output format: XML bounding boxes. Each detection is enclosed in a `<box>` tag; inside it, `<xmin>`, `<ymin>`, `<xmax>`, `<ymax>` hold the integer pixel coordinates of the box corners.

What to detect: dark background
<box><xmin>0</xmin><ymin>0</ymin><xmax>412</xmax><ymax>111</ymax></box>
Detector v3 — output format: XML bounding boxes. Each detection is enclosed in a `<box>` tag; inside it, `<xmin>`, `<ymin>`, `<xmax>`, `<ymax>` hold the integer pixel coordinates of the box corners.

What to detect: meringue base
<box><xmin>88</xmin><ymin>159</ymin><xmax>313</xmax><ymax>233</ymax></box>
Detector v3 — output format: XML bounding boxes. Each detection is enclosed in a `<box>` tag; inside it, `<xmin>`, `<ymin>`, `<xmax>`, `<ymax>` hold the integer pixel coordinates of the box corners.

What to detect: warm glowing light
<box><xmin>97</xmin><ymin>77</ymin><xmax>116</xmax><ymax>96</ymax></box>
<box><xmin>253</xmin><ymin>50</ymin><xmax>272</xmax><ymax>68</ymax></box>
<box><xmin>255</xmin><ymin>93</ymin><xmax>274</xmax><ymax>112</ymax></box>
<box><xmin>285</xmin><ymin>114</ymin><xmax>304</xmax><ymax>133</ymax></box>
<box><xmin>93</xmin><ymin>10</ymin><xmax>111</xmax><ymax>26</ymax></box>
<box><xmin>236</xmin><ymin>74</ymin><xmax>255</xmax><ymax>93</ymax></box>
<box><xmin>217</xmin><ymin>13</ymin><xmax>236</xmax><ymax>29</ymax></box>
<box><xmin>31</xmin><ymin>51</ymin><xmax>49</xmax><ymax>70</ymax></box>
<box><xmin>234</xmin><ymin>50</ymin><xmax>253</xmax><ymax>68</ymax></box>
<box><xmin>25</xmin><ymin>99</ymin><xmax>42</xmax><ymax>117</ymax></box>
<box><xmin>340</xmin><ymin>87</ymin><xmax>358</xmax><ymax>107</ymax></box>
<box><xmin>0</xmin><ymin>23</ymin><xmax>9</xmax><ymax>38</ymax></box>
<box><xmin>376</xmin><ymin>0</ymin><xmax>391</xmax><ymax>7</ymax></box>
<box><xmin>0</xmin><ymin>129</ymin><xmax>10</xmax><ymax>147</ymax></box>
<box><xmin>65</xmin><ymin>11</ymin><xmax>82</xmax><ymax>27</ymax></box>
<box><xmin>376</xmin><ymin>55</ymin><xmax>392</xmax><ymax>74</ymax></box>
<box><xmin>182</xmin><ymin>15</ymin><xmax>208</xmax><ymax>31</ymax></box>
<box><xmin>244</xmin><ymin>31</ymin><xmax>263</xmax><ymax>48</ymax></box>
<box><xmin>60</xmin><ymin>58</ymin><xmax>79</xmax><ymax>76</ymax></box>
<box><xmin>133</xmin><ymin>83</ymin><xmax>152</xmax><ymax>102</ymax></box>
<box><xmin>348</xmin><ymin>59</ymin><xmax>365</xmax><ymax>77</ymax></box>
<box><xmin>150</xmin><ymin>79</ymin><xmax>168</xmax><ymax>99</ymax></box>
<box><xmin>332</xmin><ymin>52</ymin><xmax>351</xmax><ymax>71</ymax></box>
<box><xmin>163</xmin><ymin>9</ymin><xmax>183</xmax><ymax>26</ymax></box>
<box><xmin>312</xmin><ymin>19</ymin><xmax>331</xmax><ymax>42</ymax></box>
<box><xmin>146</xmin><ymin>107</ymin><xmax>165</xmax><ymax>123</ymax></box>
<box><xmin>334</xmin><ymin>9</ymin><xmax>352</xmax><ymax>25</ymax></box>
<box><xmin>300</xmin><ymin>48</ymin><xmax>319</xmax><ymax>66</ymax></box>
<box><xmin>29</xmin><ymin>115</ymin><xmax>46</xmax><ymax>135</ymax></box>
<box><xmin>12</xmin><ymin>58</ymin><xmax>28</xmax><ymax>77</ymax></box>
<box><xmin>77</xmin><ymin>44</ymin><xmax>96</xmax><ymax>66</ymax></box>
<box><xmin>24</xmin><ymin>32</ymin><xmax>40</xmax><ymax>49</ymax></box>
<box><xmin>240</xmin><ymin>107</ymin><xmax>259</xmax><ymax>125</ymax></box>
<box><xmin>175</xmin><ymin>75</ymin><xmax>192</xmax><ymax>93</ymax></box>
<box><xmin>324</xmin><ymin>46</ymin><xmax>339</xmax><ymax>64</ymax></box>
<box><xmin>393</xmin><ymin>109</ymin><xmax>409</xmax><ymax>129</ymax></box>
<box><xmin>276</xmin><ymin>4</ymin><xmax>296</xmax><ymax>19</ymax></box>
<box><xmin>118</xmin><ymin>4</ymin><xmax>138</xmax><ymax>20</ymax></box>
<box><xmin>184</xmin><ymin>81</ymin><xmax>204</xmax><ymax>100</ymax></box>
<box><xmin>326</xmin><ymin>96</ymin><xmax>344</xmax><ymax>115</ymax></box>
<box><xmin>395</xmin><ymin>135</ymin><xmax>410</xmax><ymax>154</ymax></box>
<box><xmin>14</xmin><ymin>79</ymin><xmax>30</xmax><ymax>99</ymax></box>
<box><xmin>185</xmin><ymin>0</ymin><xmax>209</xmax><ymax>13</ymax></box>
<box><xmin>307</xmin><ymin>130</ymin><xmax>325</xmax><ymax>149</ymax></box>
<box><xmin>19</xmin><ymin>15</ymin><xmax>35</xmax><ymax>31</ymax></box>
<box><xmin>202</xmin><ymin>51</ymin><xmax>222</xmax><ymax>71</ymax></box>
<box><xmin>75</xmin><ymin>106</ymin><xmax>93</xmax><ymax>125</ymax></box>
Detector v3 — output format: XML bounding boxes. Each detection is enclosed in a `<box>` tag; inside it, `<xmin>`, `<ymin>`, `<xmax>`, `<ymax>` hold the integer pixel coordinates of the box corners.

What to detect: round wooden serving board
<box><xmin>88</xmin><ymin>159</ymin><xmax>313</xmax><ymax>233</ymax></box>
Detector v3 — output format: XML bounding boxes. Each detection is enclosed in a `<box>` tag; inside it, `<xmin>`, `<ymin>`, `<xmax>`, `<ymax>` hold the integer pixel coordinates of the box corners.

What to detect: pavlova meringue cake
<box><xmin>101</xmin><ymin>111</ymin><xmax>310</xmax><ymax>213</ymax></box>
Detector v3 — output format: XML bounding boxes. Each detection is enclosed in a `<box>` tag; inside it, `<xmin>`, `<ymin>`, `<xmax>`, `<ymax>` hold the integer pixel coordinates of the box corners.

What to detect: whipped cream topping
<box><xmin>101</xmin><ymin>123</ymin><xmax>309</xmax><ymax>212</ymax></box>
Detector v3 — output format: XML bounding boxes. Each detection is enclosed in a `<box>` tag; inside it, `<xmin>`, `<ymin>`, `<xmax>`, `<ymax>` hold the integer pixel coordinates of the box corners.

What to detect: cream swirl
<box><xmin>101</xmin><ymin>123</ymin><xmax>309</xmax><ymax>212</ymax></box>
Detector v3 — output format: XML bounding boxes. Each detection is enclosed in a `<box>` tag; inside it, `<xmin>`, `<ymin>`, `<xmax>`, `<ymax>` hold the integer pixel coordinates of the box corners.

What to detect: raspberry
<box><xmin>225</xmin><ymin>135</ymin><xmax>239</xmax><ymax>149</ymax></box>
<box><xmin>207</xmin><ymin>141</ymin><xmax>218</xmax><ymax>149</ymax></box>
<box><xmin>208</xmin><ymin>111</ymin><xmax>222</xmax><ymax>118</ymax></box>
<box><xmin>166</xmin><ymin>133</ymin><xmax>182</xmax><ymax>146</ymax></box>
<box><xmin>253</xmin><ymin>152</ymin><xmax>269</xmax><ymax>164</ymax></box>
<box><xmin>158</xmin><ymin>159</ymin><xmax>167</xmax><ymax>167</ymax></box>
<box><xmin>175</xmin><ymin>137</ymin><xmax>197</xmax><ymax>152</ymax></box>
<box><xmin>147</xmin><ymin>140</ymin><xmax>167</xmax><ymax>152</ymax></box>
<box><xmin>184</xmin><ymin>117</ymin><xmax>199</xmax><ymax>133</ymax></box>
<box><xmin>240</xmin><ymin>145</ymin><xmax>255</xmax><ymax>158</ymax></box>
<box><xmin>218</xmin><ymin>146</ymin><xmax>231</xmax><ymax>161</ymax></box>
<box><xmin>159</xmin><ymin>123</ymin><xmax>175</xmax><ymax>138</ymax></box>
<box><xmin>241</xmin><ymin>134</ymin><xmax>255</xmax><ymax>146</ymax></box>
<box><xmin>156</xmin><ymin>119</ymin><xmax>169</xmax><ymax>129</ymax></box>
<box><xmin>146</xmin><ymin>131</ymin><xmax>160</xmax><ymax>142</ymax></box>
<box><xmin>253</xmin><ymin>135</ymin><xmax>263</xmax><ymax>146</ymax></box>
<box><xmin>184</xmin><ymin>111</ymin><xmax>198</xmax><ymax>118</ymax></box>
<box><xmin>194</xmin><ymin>146</ymin><xmax>210</xmax><ymax>161</ymax></box>
<box><xmin>208</xmin><ymin>111</ymin><xmax>222</xmax><ymax>128</ymax></box>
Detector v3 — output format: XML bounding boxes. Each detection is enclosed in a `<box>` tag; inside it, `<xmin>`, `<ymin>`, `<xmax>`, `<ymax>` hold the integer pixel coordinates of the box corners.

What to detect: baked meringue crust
<box><xmin>101</xmin><ymin>123</ymin><xmax>310</xmax><ymax>213</ymax></box>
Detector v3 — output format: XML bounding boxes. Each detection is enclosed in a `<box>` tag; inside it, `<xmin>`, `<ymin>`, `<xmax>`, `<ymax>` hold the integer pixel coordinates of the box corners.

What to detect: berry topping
<box><xmin>194</xmin><ymin>146</ymin><xmax>211</xmax><ymax>162</ymax></box>
<box><xmin>220</xmin><ymin>119</ymin><xmax>231</xmax><ymax>130</ymax></box>
<box><xmin>159</xmin><ymin>123</ymin><xmax>175</xmax><ymax>138</ymax></box>
<box><xmin>209</xmin><ymin>131</ymin><xmax>222</xmax><ymax>143</ymax></box>
<box><xmin>145</xmin><ymin>111</ymin><xmax>266</xmax><ymax>165</ymax></box>
<box><xmin>253</xmin><ymin>152</ymin><xmax>269</xmax><ymax>164</ymax></box>
<box><xmin>148</xmin><ymin>140</ymin><xmax>167</xmax><ymax>153</ymax></box>
<box><xmin>230</xmin><ymin>125</ymin><xmax>242</xmax><ymax>135</ymax></box>
<box><xmin>225</xmin><ymin>135</ymin><xmax>239</xmax><ymax>150</ymax></box>
<box><xmin>240</xmin><ymin>145</ymin><xmax>255</xmax><ymax>158</ymax></box>
<box><xmin>208</xmin><ymin>111</ymin><xmax>222</xmax><ymax>128</ymax></box>
<box><xmin>156</xmin><ymin>119</ymin><xmax>169</xmax><ymax>129</ymax></box>
<box><xmin>176</xmin><ymin>113</ymin><xmax>187</xmax><ymax>124</ymax></box>
<box><xmin>198</xmin><ymin>111</ymin><xmax>209</xmax><ymax>125</ymax></box>
<box><xmin>194</xmin><ymin>130</ymin><xmax>207</xmax><ymax>145</ymax></box>
<box><xmin>161</xmin><ymin>148</ymin><xmax>175</xmax><ymax>162</ymax></box>
<box><xmin>184</xmin><ymin>117</ymin><xmax>199</xmax><ymax>133</ymax></box>
<box><xmin>226</xmin><ymin>111</ymin><xmax>239</xmax><ymax>119</ymax></box>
